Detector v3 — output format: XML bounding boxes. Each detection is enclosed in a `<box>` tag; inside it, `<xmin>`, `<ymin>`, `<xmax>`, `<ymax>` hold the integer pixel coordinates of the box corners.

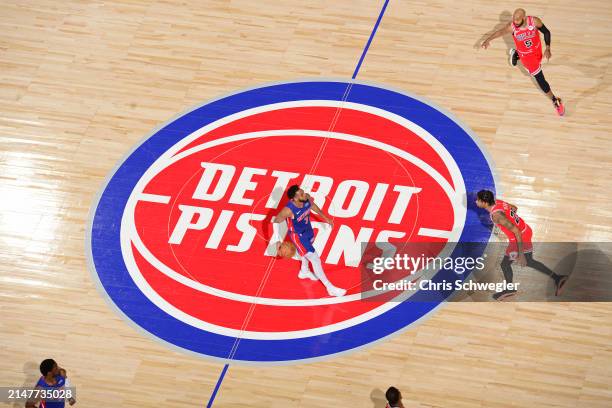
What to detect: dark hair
<box><xmin>40</xmin><ymin>359</ymin><xmax>57</xmax><ymax>376</ymax></box>
<box><xmin>385</xmin><ymin>386</ymin><xmax>401</xmax><ymax>405</ymax></box>
<box><xmin>287</xmin><ymin>184</ymin><xmax>300</xmax><ymax>199</ymax></box>
<box><xmin>477</xmin><ymin>189</ymin><xmax>496</xmax><ymax>205</ymax></box>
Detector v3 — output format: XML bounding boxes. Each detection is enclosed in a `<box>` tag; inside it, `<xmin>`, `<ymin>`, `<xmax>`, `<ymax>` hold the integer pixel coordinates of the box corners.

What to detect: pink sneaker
<box><xmin>553</xmin><ymin>97</ymin><xmax>565</xmax><ymax>116</ymax></box>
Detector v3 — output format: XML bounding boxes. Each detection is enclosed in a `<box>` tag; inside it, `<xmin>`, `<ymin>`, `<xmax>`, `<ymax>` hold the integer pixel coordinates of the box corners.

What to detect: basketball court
<box><xmin>2</xmin><ymin>1</ymin><xmax>612</xmax><ymax>407</ymax></box>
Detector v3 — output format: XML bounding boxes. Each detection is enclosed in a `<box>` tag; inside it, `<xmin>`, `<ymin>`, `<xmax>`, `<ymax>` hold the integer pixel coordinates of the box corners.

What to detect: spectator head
<box><xmin>39</xmin><ymin>359</ymin><xmax>58</xmax><ymax>377</ymax></box>
<box><xmin>385</xmin><ymin>386</ymin><xmax>402</xmax><ymax>406</ymax></box>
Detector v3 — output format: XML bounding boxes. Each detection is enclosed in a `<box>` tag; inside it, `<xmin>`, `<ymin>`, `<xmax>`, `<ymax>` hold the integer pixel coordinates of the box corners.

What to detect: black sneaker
<box><xmin>555</xmin><ymin>276</ymin><xmax>568</xmax><ymax>296</ymax></box>
<box><xmin>509</xmin><ymin>48</ymin><xmax>519</xmax><ymax>66</ymax></box>
<box><xmin>493</xmin><ymin>289</ymin><xmax>518</xmax><ymax>301</ymax></box>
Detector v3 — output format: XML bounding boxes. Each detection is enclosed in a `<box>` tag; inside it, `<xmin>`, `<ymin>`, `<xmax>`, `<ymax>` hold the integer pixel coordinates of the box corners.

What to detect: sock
<box><xmin>300</xmin><ymin>256</ymin><xmax>309</xmax><ymax>273</ymax></box>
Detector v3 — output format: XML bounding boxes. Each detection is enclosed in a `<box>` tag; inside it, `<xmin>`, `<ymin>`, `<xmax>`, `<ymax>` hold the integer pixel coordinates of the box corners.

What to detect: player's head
<box><xmin>385</xmin><ymin>386</ymin><xmax>402</xmax><ymax>406</ymax></box>
<box><xmin>513</xmin><ymin>8</ymin><xmax>526</xmax><ymax>27</ymax></box>
<box><xmin>39</xmin><ymin>359</ymin><xmax>58</xmax><ymax>377</ymax></box>
<box><xmin>287</xmin><ymin>184</ymin><xmax>307</xmax><ymax>203</ymax></box>
<box><xmin>476</xmin><ymin>190</ymin><xmax>496</xmax><ymax>208</ymax></box>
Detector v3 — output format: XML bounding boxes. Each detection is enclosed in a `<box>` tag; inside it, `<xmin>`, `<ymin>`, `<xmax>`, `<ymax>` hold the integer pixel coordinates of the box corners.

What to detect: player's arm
<box><xmin>270</xmin><ymin>207</ymin><xmax>292</xmax><ymax>246</ymax></box>
<box><xmin>58</xmin><ymin>368</ymin><xmax>76</xmax><ymax>405</ymax></box>
<box><xmin>481</xmin><ymin>22</ymin><xmax>513</xmax><ymax>49</ymax></box>
<box><xmin>272</xmin><ymin>207</ymin><xmax>292</xmax><ymax>224</ymax></box>
<box><xmin>534</xmin><ymin>17</ymin><xmax>552</xmax><ymax>59</ymax></box>
<box><xmin>305</xmin><ymin>194</ymin><xmax>333</xmax><ymax>226</ymax></box>
<box><xmin>492</xmin><ymin>212</ymin><xmax>527</xmax><ymax>265</ymax></box>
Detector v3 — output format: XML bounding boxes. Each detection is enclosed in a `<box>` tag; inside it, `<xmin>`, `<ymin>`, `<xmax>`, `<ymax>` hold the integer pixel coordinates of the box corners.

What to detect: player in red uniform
<box><xmin>476</xmin><ymin>190</ymin><xmax>568</xmax><ymax>301</ymax></box>
<box><xmin>481</xmin><ymin>8</ymin><xmax>565</xmax><ymax>116</ymax></box>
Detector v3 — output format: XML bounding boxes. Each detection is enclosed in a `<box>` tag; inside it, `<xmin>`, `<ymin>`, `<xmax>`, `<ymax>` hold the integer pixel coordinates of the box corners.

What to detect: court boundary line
<box><xmin>353</xmin><ymin>0</ymin><xmax>390</xmax><ymax>79</ymax></box>
<box><xmin>206</xmin><ymin>364</ymin><xmax>229</xmax><ymax>408</ymax></box>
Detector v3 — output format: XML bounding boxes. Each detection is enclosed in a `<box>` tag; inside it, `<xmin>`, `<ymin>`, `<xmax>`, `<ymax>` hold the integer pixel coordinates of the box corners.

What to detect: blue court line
<box><xmin>206</xmin><ymin>364</ymin><xmax>229</xmax><ymax>408</ymax></box>
<box><xmin>205</xmin><ymin>1</ymin><xmax>389</xmax><ymax>406</ymax></box>
<box><xmin>352</xmin><ymin>0</ymin><xmax>390</xmax><ymax>79</ymax></box>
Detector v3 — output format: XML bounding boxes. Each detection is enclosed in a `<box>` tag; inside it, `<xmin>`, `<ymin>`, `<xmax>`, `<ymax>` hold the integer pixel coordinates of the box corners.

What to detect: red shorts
<box><xmin>506</xmin><ymin>224</ymin><xmax>534</xmax><ymax>260</ymax></box>
<box><xmin>519</xmin><ymin>49</ymin><xmax>542</xmax><ymax>76</ymax></box>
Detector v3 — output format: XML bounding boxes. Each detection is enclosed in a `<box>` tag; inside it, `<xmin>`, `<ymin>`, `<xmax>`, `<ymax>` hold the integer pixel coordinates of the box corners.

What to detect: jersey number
<box><xmin>509</xmin><ymin>209</ymin><xmax>520</xmax><ymax>225</ymax></box>
<box><xmin>524</xmin><ymin>39</ymin><xmax>533</xmax><ymax>48</ymax></box>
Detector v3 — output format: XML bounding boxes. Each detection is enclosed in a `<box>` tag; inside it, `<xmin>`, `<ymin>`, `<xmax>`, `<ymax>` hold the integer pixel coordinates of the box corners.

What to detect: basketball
<box><xmin>278</xmin><ymin>241</ymin><xmax>296</xmax><ymax>258</ymax></box>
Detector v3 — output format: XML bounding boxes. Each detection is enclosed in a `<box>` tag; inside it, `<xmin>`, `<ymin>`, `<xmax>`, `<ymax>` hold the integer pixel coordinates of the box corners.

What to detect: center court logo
<box><xmin>87</xmin><ymin>80</ymin><xmax>497</xmax><ymax>364</ymax></box>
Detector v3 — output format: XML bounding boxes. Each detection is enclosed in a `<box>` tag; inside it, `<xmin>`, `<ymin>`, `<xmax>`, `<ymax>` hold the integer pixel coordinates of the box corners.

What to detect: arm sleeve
<box><xmin>538</xmin><ymin>24</ymin><xmax>551</xmax><ymax>46</ymax></box>
<box><xmin>271</xmin><ymin>217</ymin><xmax>282</xmax><ymax>243</ymax></box>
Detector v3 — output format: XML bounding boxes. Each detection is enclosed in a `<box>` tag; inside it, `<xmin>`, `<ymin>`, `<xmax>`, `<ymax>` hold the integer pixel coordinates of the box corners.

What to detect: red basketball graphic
<box><xmin>122</xmin><ymin>101</ymin><xmax>465</xmax><ymax>339</ymax></box>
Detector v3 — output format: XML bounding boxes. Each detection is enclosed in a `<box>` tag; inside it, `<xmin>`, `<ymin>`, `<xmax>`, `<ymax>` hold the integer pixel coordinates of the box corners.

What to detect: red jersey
<box><xmin>490</xmin><ymin>200</ymin><xmax>528</xmax><ymax>239</ymax></box>
<box><xmin>512</xmin><ymin>16</ymin><xmax>542</xmax><ymax>56</ymax></box>
<box><xmin>490</xmin><ymin>200</ymin><xmax>534</xmax><ymax>257</ymax></box>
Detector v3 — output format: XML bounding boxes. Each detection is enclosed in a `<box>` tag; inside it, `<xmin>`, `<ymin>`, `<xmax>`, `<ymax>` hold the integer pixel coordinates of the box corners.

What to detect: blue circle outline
<box><xmin>87</xmin><ymin>80</ymin><xmax>496</xmax><ymax>364</ymax></box>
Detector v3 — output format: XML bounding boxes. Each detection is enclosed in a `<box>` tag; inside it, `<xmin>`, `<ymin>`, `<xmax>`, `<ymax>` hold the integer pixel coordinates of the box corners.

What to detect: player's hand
<box><xmin>517</xmin><ymin>254</ymin><xmax>527</xmax><ymax>267</ymax></box>
<box><xmin>481</xmin><ymin>40</ymin><xmax>490</xmax><ymax>49</ymax></box>
<box><xmin>275</xmin><ymin>242</ymin><xmax>281</xmax><ymax>251</ymax></box>
<box><xmin>325</xmin><ymin>217</ymin><xmax>334</xmax><ymax>227</ymax></box>
<box><xmin>544</xmin><ymin>47</ymin><xmax>551</xmax><ymax>60</ymax></box>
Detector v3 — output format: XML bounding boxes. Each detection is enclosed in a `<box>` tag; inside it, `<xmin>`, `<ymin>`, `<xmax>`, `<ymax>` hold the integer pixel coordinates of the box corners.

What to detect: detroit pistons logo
<box><xmin>88</xmin><ymin>81</ymin><xmax>496</xmax><ymax>363</ymax></box>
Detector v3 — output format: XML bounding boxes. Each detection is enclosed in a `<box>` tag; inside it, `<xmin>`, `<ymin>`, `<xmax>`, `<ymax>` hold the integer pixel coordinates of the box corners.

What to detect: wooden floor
<box><xmin>2</xmin><ymin>0</ymin><xmax>612</xmax><ymax>407</ymax></box>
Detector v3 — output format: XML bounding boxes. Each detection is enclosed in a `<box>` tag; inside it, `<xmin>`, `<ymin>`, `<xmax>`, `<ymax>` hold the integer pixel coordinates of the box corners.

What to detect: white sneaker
<box><xmin>298</xmin><ymin>269</ymin><xmax>318</xmax><ymax>281</ymax></box>
<box><xmin>509</xmin><ymin>48</ymin><xmax>519</xmax><ymax>67</ymax></box>
<box><xmin>327</xmin><ymin>286</ymin><xmax>346</xmax><ymax>297</ymax></box>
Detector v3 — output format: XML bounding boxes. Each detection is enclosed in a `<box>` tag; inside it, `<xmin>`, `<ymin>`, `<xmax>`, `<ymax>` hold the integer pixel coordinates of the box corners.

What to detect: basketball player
<box><xmin>385</xmin><ymin>386</ymin><xmax>405</xmax><ymax>408</ymax></box>
<box><xmin>26</xmin><ymin>358</ymin><xmax>76</xmax><ymax>407</ymax></box>
<box><xmin>271</xmin><ymin>185</ymin><xmax>346</xmax><ymax>297</ymax></box>
<box><xmin>481</xmin><ymin>8</ymin><xmax>565</xmax><ymax>116</ymax></box>
<box><xmin>475</xmin><ymin>190</ymin><xmax>568</xmax><ymax>301</ymax></box>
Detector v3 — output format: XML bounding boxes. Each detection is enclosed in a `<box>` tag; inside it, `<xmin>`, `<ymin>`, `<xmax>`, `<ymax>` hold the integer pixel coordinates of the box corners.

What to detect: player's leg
<box><xmin>493</xmin><ymin>254</ymin><xmax>519</xmax><ymax>301</ymax></box>
<box><xmin>533</xmin><ymin>70</ymin><xmax>565</xmax><ymax>116</ymax></box>
<box><xmin>304</xmin><ymin>252</ymin><xmax>346</xmax><ymax>297</ymax></box>
<box><xmin>501</xmin><ymin>254</ymin><xmax>514</xmax><ymax>283</ymax></box>
<box><xmin>294</xmin><ymin>230</ymin><xmax>343</xmax><ymax>295</ymax></box>
<box><xmin>524</xmin><ymin>253</ymin><xmax>568</xmax><ymax>296</ymax></box>
<box><xmin>519</xmin><ymin>226</ymin><xmax>568</xmax><ymax>295</ymax></box>
<box><xmin>524</xmin><ymin>252</ymin><xmax>557</xmax><ymax>278</ymax></box>
<box><xmin>533</xmin><ymin>70</ymin><xmax>557</xmax><ymax>102</ymax></box>
<box><xmin>300</xmin><ymin>256</ymin><xmax>309</xmax><ymax>273</ymax></box>
<box><xmin>298</xmin><ymin>254</ymin><xmax>318</xmax><ymax>281</ymax></box>
<box><xmin>521</xmin><ymin>52</ymin><xmax>565</xmax><ymax>115</ymax></box>
<box><xmin>288</xmin><ymin>231</ymin><xmax>317</xmax><ymax>281</ymax></box>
